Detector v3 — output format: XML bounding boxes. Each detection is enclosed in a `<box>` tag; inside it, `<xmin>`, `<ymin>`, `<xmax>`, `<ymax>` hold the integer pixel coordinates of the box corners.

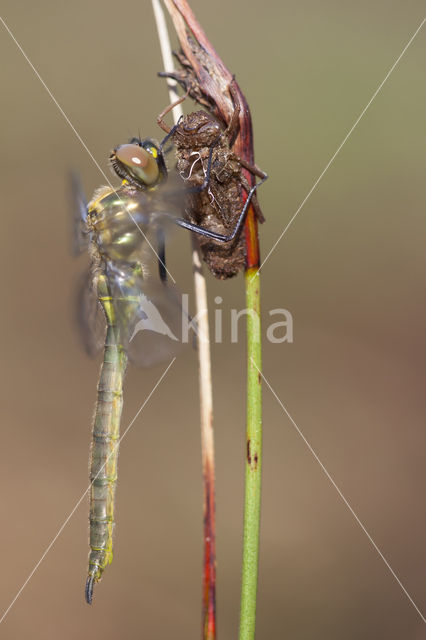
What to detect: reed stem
<box><xmin>239</xmin><ymin>267</ymin><xmax>262</xmax><ymax>640</ymax></box>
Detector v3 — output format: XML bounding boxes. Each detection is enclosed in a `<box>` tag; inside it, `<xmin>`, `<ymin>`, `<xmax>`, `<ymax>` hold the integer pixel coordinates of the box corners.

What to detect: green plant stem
<box><xmin>239</xmin><ymin>267</ymin><xmax>262</xmax><ymax>640</ymax></box>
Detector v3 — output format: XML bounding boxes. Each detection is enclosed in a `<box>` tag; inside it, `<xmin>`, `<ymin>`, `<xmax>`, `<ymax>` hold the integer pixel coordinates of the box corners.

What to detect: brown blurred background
<box><xmin>0</xmin><ymin>1</ymin><xmax>425</xmax><ymax>638</ymax></box>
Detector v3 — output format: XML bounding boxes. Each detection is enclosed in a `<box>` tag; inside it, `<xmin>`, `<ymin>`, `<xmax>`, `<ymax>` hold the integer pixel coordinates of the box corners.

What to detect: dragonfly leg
<box><xmin>159</xmin><ymin>120</ymin><xmax>183</xmax><ymax>152</ymax></box>
<box><xmin>157</xmin><ymin>227</ymin><xmax>167</xmax><ymax>282</ymax></box>
<box><xmin>238</xmin><ymin>156</ymin><xmax>268</xmax><ymax>180</ymax></box>
<box><xmin>240</xmin><ymin>172</ymin><xmax>265</xmax><ymax>223</ymax></box>
<box><xmin>175</xmin><ymin>173</ymin><xmax>268</xmax><ymax>243</ymax></box>
<box><xmin>157</xmin><ymin>88</ymin><xmax>190</xmax><ymax>139</ymax></box>
<box><xmin>236</xmin><ymin>157</ymin><xmax>268</xmax><ymax>223</ymax></box>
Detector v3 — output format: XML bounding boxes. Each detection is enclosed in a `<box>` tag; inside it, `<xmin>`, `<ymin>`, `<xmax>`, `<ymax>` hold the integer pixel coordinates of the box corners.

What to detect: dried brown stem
<box><xmin>152</xmin><ymin>3</ymin><xmax>216</xmax><ymax>639</ymax></box>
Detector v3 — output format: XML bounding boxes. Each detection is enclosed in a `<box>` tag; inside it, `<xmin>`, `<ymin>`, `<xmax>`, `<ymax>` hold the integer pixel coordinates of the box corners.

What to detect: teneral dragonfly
<box><xmin>72</xmin><ymin>125</ymin><xmax>264</xmax><ymax>604</ymax></box>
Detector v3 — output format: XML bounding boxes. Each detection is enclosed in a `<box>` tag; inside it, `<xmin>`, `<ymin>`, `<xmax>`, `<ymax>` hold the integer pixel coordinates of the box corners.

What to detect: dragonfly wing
<box><xmin>76</xmin><ymin>272</ymin><xmax>106</xmax><ymax>357</ymax></box>
<box><xmin>105</xmin><ymin>261</ymin><xmax>186</xmax><ymax>367</ymax></box>
<box><xmin>127</xmin><ymin>281</ymin><xmax>187</xmax><ymax>367</ymax></box>
<box><xmin>70</xmin><ymin>172</ymin><xmax>90</xmax><ymax>255</ymax></box>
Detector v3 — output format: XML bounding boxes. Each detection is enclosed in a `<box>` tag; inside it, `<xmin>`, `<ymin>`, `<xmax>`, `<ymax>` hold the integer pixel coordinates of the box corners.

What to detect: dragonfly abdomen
<box><xmin>86</xmin><ymin>318</ymin><xmax>128</xmax><ymax>603</ymax></box>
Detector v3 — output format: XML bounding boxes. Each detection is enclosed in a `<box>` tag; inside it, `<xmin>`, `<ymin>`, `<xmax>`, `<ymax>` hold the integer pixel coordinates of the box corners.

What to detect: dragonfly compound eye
<box><xmin>112</xmin><ymin>144</ymin><xmax>160</xmax><ymax>187</ymax></box>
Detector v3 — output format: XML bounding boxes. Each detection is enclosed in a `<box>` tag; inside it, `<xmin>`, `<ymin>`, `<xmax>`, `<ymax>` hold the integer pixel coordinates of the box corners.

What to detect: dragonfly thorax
<box><xmin>88</xmin><ymin>187</ymin><xmax>154</xmax><ymax>264</ymax></box>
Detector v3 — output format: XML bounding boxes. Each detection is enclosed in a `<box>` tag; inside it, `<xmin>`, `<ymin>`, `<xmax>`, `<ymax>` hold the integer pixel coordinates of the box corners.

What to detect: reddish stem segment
<box><xmin>202</xmin><ymin>460</ymin><xmax>216</xmax><ymax>640</ymax></box>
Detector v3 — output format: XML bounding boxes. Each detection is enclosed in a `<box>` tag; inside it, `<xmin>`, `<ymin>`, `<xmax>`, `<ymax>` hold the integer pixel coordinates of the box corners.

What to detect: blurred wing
<box><xmin>105</xmin><ymin>261</ymin><xmax>186</xmax><ymax>367</ymax></box>
<box><xmin>76</xmin><ymin>272</ymin><xmax>106</xmax><ymax>357</ymax></box>
<box><xmin>70</xmin><ymin>172</ymin><xmax>90</xmax><ymax>255</ymax></box>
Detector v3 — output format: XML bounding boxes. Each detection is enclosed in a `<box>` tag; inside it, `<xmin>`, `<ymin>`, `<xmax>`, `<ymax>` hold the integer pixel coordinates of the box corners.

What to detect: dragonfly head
<box><xmin>110</xmin><ymin>138</ymin><xmax>167</xmax><ymax>189</ymax></box>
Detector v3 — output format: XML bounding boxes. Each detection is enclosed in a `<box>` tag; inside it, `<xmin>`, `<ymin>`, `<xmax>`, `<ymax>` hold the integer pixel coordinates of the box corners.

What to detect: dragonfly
<box><xmin>72</xmin><ymin>110</ymin><xmax>265</xmax><ymax>604</ymax></box>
